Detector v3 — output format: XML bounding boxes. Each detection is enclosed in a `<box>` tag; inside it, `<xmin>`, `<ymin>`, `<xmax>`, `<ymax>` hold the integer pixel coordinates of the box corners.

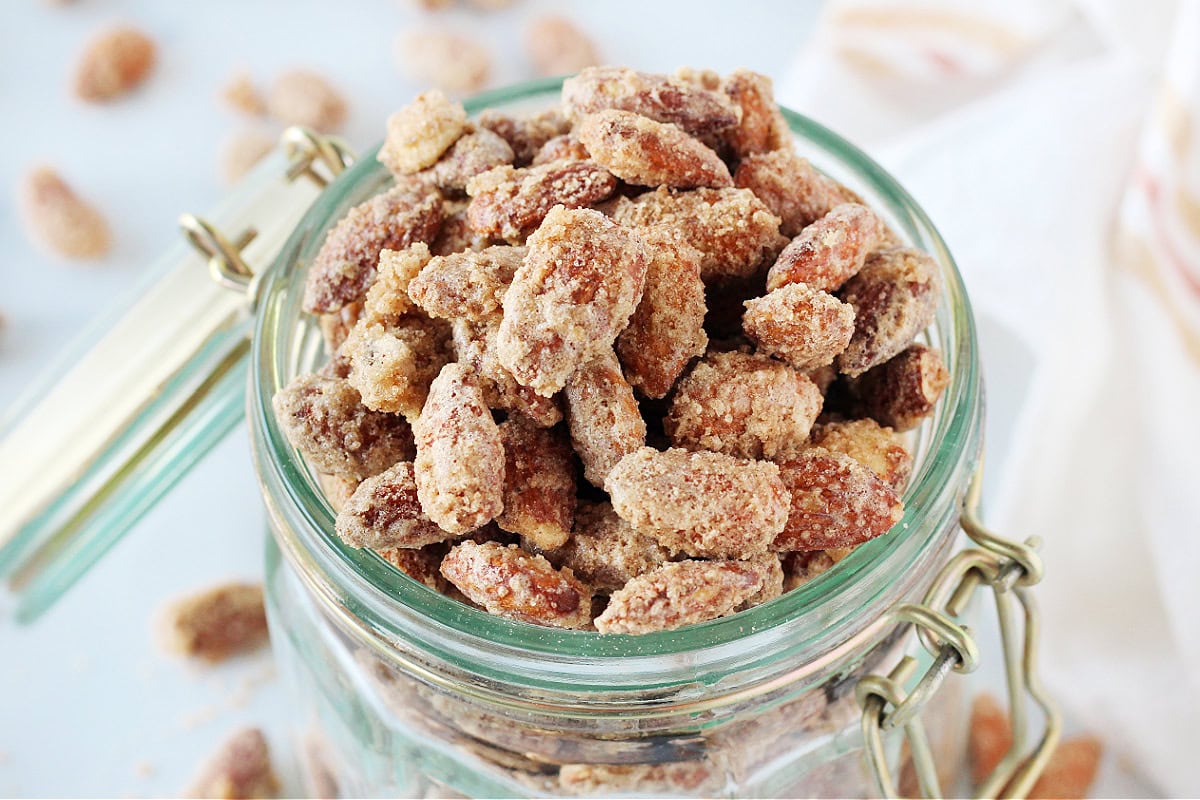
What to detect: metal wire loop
<box><xmin>282</xmin><ymin>126</ymin><xmax>355</xmax><ymax>187</ymax></box>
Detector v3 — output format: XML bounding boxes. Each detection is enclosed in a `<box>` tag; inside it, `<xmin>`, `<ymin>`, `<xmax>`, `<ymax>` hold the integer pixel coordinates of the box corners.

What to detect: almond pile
<box><xmin>274</xmin><ymin>66</ymin><xmax>951</xmax><ymax>635</ymax></box>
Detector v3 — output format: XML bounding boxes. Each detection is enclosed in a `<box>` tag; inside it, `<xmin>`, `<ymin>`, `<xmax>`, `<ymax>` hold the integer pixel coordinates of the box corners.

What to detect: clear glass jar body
<box><xmin>249</xmin><ymin>79</ymin><xmax>983</xmax><ymax>798</ymax></box>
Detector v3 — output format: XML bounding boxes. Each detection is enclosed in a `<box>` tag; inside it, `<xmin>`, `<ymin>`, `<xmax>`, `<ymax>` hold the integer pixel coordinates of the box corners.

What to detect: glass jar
<box><xmin>246</xmin><ymin>80</ymin><xmax>987</xmax><ymax>798</ymax></box>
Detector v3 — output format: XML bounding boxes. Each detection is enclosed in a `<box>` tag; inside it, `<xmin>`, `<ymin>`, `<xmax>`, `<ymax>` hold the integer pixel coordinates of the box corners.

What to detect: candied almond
<box><xmin>188</xmin><ymin>728</ymin><xmax>279</xmax><ymax>800</ymax></box>
<box><xmin>496</xmin><ymin>206</ymin><xmax>648</xmax><ymax>396</ymax></box>
<box><xmin>526</xmin><ymin>16</ymin><xmax>601</xmax><ymax>77</ymax></box>
<box><xmin>413</xmin><ymin>364</ymin><xmax>506</xmax><ymax>534</ymax></box>
<box><xmin>161</xmin><ymin>583</ymin><xmax>268</xmax><ymax>663</ymax></box>
<box><xmin>379</xmin><ymin>91</ymin><xmax>468</xmax><ymax>175</ymax></box>
<box><xmin>615</xmin><ymin>228</ymin><xmax>708</xmax><ymax>399</ymax></box>
<box><xmin>851</xmin><ymin>344</ymin><xmax>949</xmax><ymax>432</ymax></box>
<box><xmin>451</xmin><ymin>316</ymin><xmax>563</xmax><ymax>426</ymax></box>
<box><xmin>559</xmin><ymin>761</ymin><xmax>720</xmax><ymax>795</ymax></box>
<box><xmin>466</xmin><ymin>160</ymin><xmax>617</xmax><ymax>242</ymax></box>
<box><xmin>379</xmin><ymin>544</ymin><xmax>449</xmax><ymax>593</ymax></box>
<box><xmin>496</xmin><ymin>416</ymin><xmax>576</xmax><ymax>550</ymax></box>
<box><xmin>431</xmin><ymin>199</ymin><xmax>490</xmax><ymax>256</ymax></box>
<box><xmin>18</xmin><ymin>167</ymin><xmax>111</xmax><ymax>260</ymax></box>
<box><xmin>771</xmin><ymin>448</ymin><xmax>903</xmax><ymax>552</ymax></box>
<box><xmin>675</xmin><ymin>66</ymin><xmax>723</xmax><ymax>91</ymax></box>
<box><xmin>335</xmin><ymin>461</ymin><xmax>450</xmax><ymax>549</ymax></box>
<box><xmin>220</xmin><ymin>128</ymin><xmax>275</xmax><ymax>185</ymax></box>
<box><xmin>408</xmin><ymin>245</ymin><xmax>524</xmax><ymax>321</ymax></box>
<box><xmin>416</xmin><ymin>127</ymin><xmax>515</xmax><ymax>195</ymax></box>
<box><xmin>595</xmin><ymin>557</ymin><xmax>774</xmax><ymax>634</ymax></box>
<box><xmin>556</xmin><ymin>501</ymin><xmax>670</xmax><ymax>593</ymax></box>
<box><xmin>361</xmin><ymin>244</ymin><xmax>433</xmax><ymax>326</ymax></box>
<box><xmin>605</xmin><ymin>447</ymin><xmax>789</xmax><ymax>558</ymax></box>
<box><xmin>440</xmin><ymin>541</ymin><xmax>593</xmax><ymax>628</ymax></box>
<box><xmin>766</xmin><ymin>203</ymin><xmax>888</xmax><ymax>293</ymax></box>
<box><xmin>73</xmin><ymin>26</ymin><xmax>156</xmax><ymax>102</ymax></box>
<box><xmin>738</xmin><ymin>552</ymin><xmax>785</xmax><ymax>609</ymax></box>
<box><xmin>302</xmin><ymin>184</ymin><xmax>443</xmax><ymax>313</ymax></box>
<box><xmin>478</xmin><ymin>108</ymin><xmax>571</xmax><ymax>167</ymax></box>
<box><xmin>721</xmin><ymin>68</ymin><xmax>791</xmax><ymax>158</ymax></box>
<box><xmin>665</xmin><ymin>351</ymin><xmax>822</xmax><ymax>460</ymax></box>
<box><xmin>318</xmin><ymin>473</ymin><xmax>359</xmax><ymax>513</ymax></box>
<box><xmin>810</xmin><ymin>418</ymin><xmax>912</xmax><ymax>492</ymax></box>
<box><xmin>742</xmin><ymin>282</ymin><xmax>856</xmax><ymax>371</ymax></box>
<box><xmin>531</xmin><ymin>134</ymin><xmax>590</xmax><ymax>166</ymax></box>
<box><xmin>267</xmin><ymin>69</ymin><xmax>346</xmax><ymax>132</ymax></box>
<box><xmin>563</xmin><ymin>350</ymin><xmax>647</xmax><ymax>487</ymax></box>
<box><xmin>1029</xmin><ymin>736</ymin><xmax>1103</xmax><ymax>799</ymax></box>
<box><xmin>272</xmin><ymin>373</ymin><xmax>415</xmax><ymax>480</ymax></box>
<box><xmin>734</xmin><ymin>150</ymin><xmax>858</xmax><ymax>237</ymax></box>
<box><xmin>222</xmin><ymin>72</ymin><xmax>265</xmax><ymax>116</ymax></box>
<box><xmin>968</xmin><ymin>693</ymin><xmax>1012</xmax><ymax>786</ymax></box>
<box><xmin>399</xmin><ymin>29</ymin><xmax>491</xmax><ymax>95</ymax></box>
<box><xmin>576</xmin><ymin>110</ymin><xmax>732</xmax><ymax>189</ymax></box>
<box><xmin>562</xmin><ymin>66</ymin><xmax>740</xmax><ymax>138</ymax></box>
<box><xmin>836</xmin><ymin>247</ymin><xmax>940</xmax><ymax>377</ymax></box>
<box><xmin>608</xmin><ymin>187</ymin><xmax>786</xmax><ymax>283</ymax></box>
<box><xmin>345</xmin><ymin>317</ymin><xmax>452</xmax><ymax>421</ymax></box>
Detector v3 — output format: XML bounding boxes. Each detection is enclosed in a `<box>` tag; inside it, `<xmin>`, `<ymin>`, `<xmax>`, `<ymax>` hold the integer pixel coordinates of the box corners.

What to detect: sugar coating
<box><xmin>605</xmin><ymin>447</ymin><xmax>789</xmax><ymax>558</ymax></box>
<box><xmin>187</xmin><ymin>728</ymin><xmax>279</xmax><ymax>800</ymax></box>
<box><xmin>531</xmin><ymin>134</ymin><xmax>590</xmax><ymax>166</ymax></box>
<box><xmin>665</xmin><ymin>351</ymin><xmax>822</xmax><ymax>460</ymax></box>
<box><xmin>466</xmin><ymin>160</ymin><xmax>617</xmax><ymax>242</ymax></box>
<box><xmin>272</xmin><ymin>373</ymin><xmax>415</xmax><ymax>480</ymax></box>
<box><xmin>408</xmin><ymin>245</ymin><xmax>525</xmax><ymax>321</ymax></box>
<box><xmin>594</xmin><ymin>557</ymin><xmax>775</xmax><ymax>634</ymax></box>
<box><xmin>563</xmin><ymin>350</ymin><xmax>647</xmax><ymax>487</ymax></box>
<box><xmin>430</xmin><ymin>199</ymin><xmax>491</xmax><ymax>257</ymax></box>
<box><xmin>335</xmin><ymin>461</ymin><xmax>451</xmax><ymax>549</ymax></box>
<box><xmin>496</xmin><ymin>416</ymin><xmax>576</xmax><ymax>550</ymax></box>
<box><xmin>414</xmin><ymin>364</ymin><xmax>506</xmax><ymax>534</ymax></box>
<box><xmin>576</xmin><ymin>110</ymin><xmax>732</xmax><ymax>189</ymax></box>
<box><xmin>440</xmin><ymin>541</ymin><xmax>593</xmax><ymax>629</ymax></box>
<box><xmin>302</xmin><ymin>184</ymin><xmax>443</xmax><ymax>313</ymax></box>
<box><xmin>362</xmin><ymin>244</ymin><xmax>433</xmax><ymax>326</ymax></box>
<box><xmin>738</xmin><ymin>552</ymin><xmax>785</xmax><ymax>609</ymax></box>
<box><xmin>852</xmin><ymin>344</ymin><xmax>949</xmax><ymax>432</ymax></box>
<box><xmin>451</xmin><ymin>317</ymin><xmax>563</xmax><ymax>426</ymax></box>
<box><xmin>734</xmin><ymin>150</ymin><xmax>858</xmax><ymax>238</ymax></box>
<box><xmin>558</xmin><ymin>761</ymin><xmax>720</xmax><ymax>795</ymax></box>
<box><xmin>743</xmin><ymin>282</ymin><xmax>856</xmax><ymax>371</ymax></box>
<box><xmin>771</xmin><ymin>448</ymin><xmax>903</xmax><ymax>551</ymax></box>
<box><xmin>416</xmin><ymin>127</ymin><xmax>515</xmax><ymax>195</ymax></box>
<box><xmin>810</xmin><ymin>418</ymin><xmax>912</xmax><ymax>492</ymax></box>
<box><xmin>526</xmin><ymin>16</ymin><xmax>601</xmax><ymax>77</ymax></box>
<box><xmin>378</xmin><ymin>544</ymin><xmax>448</xmax><ymax>593</ymax></box>
<box><xmin>478</xmin><ymin>107</ymin><xmax>571</xmax><ymax>167</ymax></box>
<box><xmin>267</xmin><ymin>69</ymin><xmax>346</xmax><ymax>132</ymax></box>
<box><xmin>497</xmin><ymin>206</ymin><xmax>648</xmax><ymax>396</ymax></box>
<box><xmin>721</xmin><ymin>68</ymin><xmax>791</xmax><ymax>158</ymax></box>
<box><xmin>73</xmin><ymin>26</ymin><xmax>156</xmax><ymax>102</ymax></box>
<box><xmin>615</xmin><ymin>228</ymin><xmax>708</xmax><ymax>398</ymax></box>
<box><xmin>161</xmin><ymin>583</ymin><xmax>268</xmax><ymax>662</ymax></box>
<box><xmin>19</xmin><ymin>167</ymin><xmax>111</xmax><ymax>260</ymax></box>
<box><xmin>379</xmin><ymin>91</ymin><xmax>468</xmax><ymax>175</ymax></box>
<box><xmin>608</xmin><ymin>187</ymin><xmax>787</xmax><ymax>283</ymax></box>
<box><xmin>562</xmin><ymin>66</ymin><xmax>740</xmax><ymax>138</ymax></box>
<box><xmin>556</xmin><ymin>501</ymin><xmax>670</xmax><ymax>593</ymax></box>
<box><xmin>836</xmin><ymin>248</ymin><xmax>940</xmax><ymax>376</ymax></box>
<box><xmin>344</xmin><ymin>317</ymin><xmax>452</xmax><ymax>422</ymax></box>
<box><xmin>766</xmin><ymin>203</ymin><xmax>888</xmax><ymax>294</ymax></box>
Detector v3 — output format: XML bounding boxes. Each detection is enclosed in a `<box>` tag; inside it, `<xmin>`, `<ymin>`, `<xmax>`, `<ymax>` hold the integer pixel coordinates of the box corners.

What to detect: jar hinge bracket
<box><xmin>857</xmin><ymin>461</ymin><xmax>1062</xmax><ymax>799</ymax></box>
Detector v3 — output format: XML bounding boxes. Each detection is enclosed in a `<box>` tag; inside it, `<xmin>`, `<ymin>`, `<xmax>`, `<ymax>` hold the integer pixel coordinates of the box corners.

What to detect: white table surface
<box><xmin>0</xmin><ymin>1</ymin><xmax>1148</xmax><ymax>797</ymax></box>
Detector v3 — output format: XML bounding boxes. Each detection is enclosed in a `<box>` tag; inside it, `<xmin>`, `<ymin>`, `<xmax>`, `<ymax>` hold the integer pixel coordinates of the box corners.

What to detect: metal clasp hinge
<box><xmin>857</xmin><ymin>462</ymin><xmax>1062</xmax><ymax>799</ymax></box>
<box><xmin>180</xmin><ymin>126</ymin><xmax>355</xmax><ymax>300</ymax></box>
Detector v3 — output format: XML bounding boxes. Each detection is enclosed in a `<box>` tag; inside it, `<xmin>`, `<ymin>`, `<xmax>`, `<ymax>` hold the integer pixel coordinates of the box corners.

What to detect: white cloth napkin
<box><xmin>778</xmin><ymin>1</ymin><xmax>1200</xmax><ymax>795</ymax></box>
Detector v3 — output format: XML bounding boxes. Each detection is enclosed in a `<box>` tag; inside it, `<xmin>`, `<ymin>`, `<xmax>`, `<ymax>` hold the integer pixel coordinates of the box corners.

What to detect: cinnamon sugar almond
<box><xmin>605</xmin><ymin>447</ymin><xmax>789</xmax><ymax>558</ymax></box>
<box><xmin>162</xmin><ymin>583</ymin><xmax>269</xmax><ymax>663</ymax></box>
<box><xmin>735</xmin><ymin>149</ymin><xmax>858</xmax><ymax>238</ymax></box>
<box><xmin>562</xmin><ymin>66</ymin><xmax>741</xmax><ymax>138</ymax></box>
<box><xmin>576</xmin><ymin>110</ymin><xmax>732</xmax><ymax>189</ymax></box>
<box><xmin>19</xmin><ymin>167</ymin><xmax>112</xmax><ymax>260</ymax></box>
<box><xmin>496</xmin><ymin>415</ymin><xmax>576</xmax><ymax>550</ymax></box>
<box><xmin>742</xmin><ymin>282</ymin><xmax>856</xmax><ymax>371</ymax></box>
<box><xmin>809</xmin><ymin>418</ymin><xmax>912</xmax><ymax>492</ymax></box>
<box><xmin>379</xmin><ymin>91</ymin><xmax>468</xmax><ymax>175</ymax></box>
<box><xmin>766</xmin><ymin>203</ymin><xmax>888</xmax><ymax>293</ymax></box>
<box><xmin>440</xmin><ymin>541</ymin><xmax>593</xmax><ymax>629</ymax></box>
<box><xmin>563</xmin><ymin>350</ymin><xmax>647</xmax><ymax>487</ymax></box>
<box><xmin>556</xmin><ymin>501</ymin><xmax>670</xmax><ymax>593</ymax></box>
<box><xmin>73</xmin><ymin>26</ymin><xmax>156</xmax><ymax>102</ymax></box>
<box><xmin>267</xmin><ymin>69</ymin><xmax>347</xmax><ymax>133</ymax></box>
<box><xmin>466</xmin><ymin>159</ymin><xmax>617</xmax><ymax>242</ymax></box>
<box><xmin>335</xmin><ymin>461</ymin><xmax>451</xmax><ymax>549</ymax></box>
<box><xmin>187</xmin><ymin>728</ymin><xmax>279</xmax><ymax>799</ymax></box>
<box><xmin>409</xmin><ymin>245</ymin><xmax>525</xmax><ymax>322</ymax></box>
<box><xmin>851</xmin><ymin>343</ymin><xmax>949</xmax><ymax>431</ymax></box>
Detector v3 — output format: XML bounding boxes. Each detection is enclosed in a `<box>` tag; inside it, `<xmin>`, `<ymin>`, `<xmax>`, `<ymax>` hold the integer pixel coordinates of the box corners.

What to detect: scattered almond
<box><xmin>73</xmin><ymin>26</ymin><xmax>156</xmax><ymax>102</ymax></box>
<box><xmin>18</xmin><ymin>167</ymin><xmax>111</xmax><ymax>260</ymax></box>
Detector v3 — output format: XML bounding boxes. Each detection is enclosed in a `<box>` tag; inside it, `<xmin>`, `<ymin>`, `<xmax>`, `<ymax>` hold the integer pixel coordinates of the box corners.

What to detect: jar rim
<box><xmin>249</xmin><ymin>77</ymin><xmax>982</xmax><ymax>686</ymax></box>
